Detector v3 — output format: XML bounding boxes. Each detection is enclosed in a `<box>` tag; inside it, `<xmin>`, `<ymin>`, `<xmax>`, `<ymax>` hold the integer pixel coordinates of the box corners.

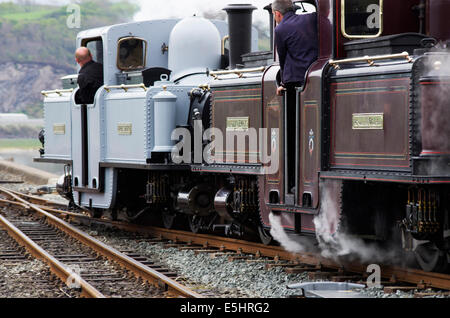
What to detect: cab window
<box><xmin>81</xmin><ymin>37</ymin><xmax>103</xmax><ymax>64</ymax></box>
<box><xmin>342</xmin><ymin>0</ymin><xmax>383</xmax><ymax>38</ymax></box>
<box><xmin>293</xmin><ymin>1</ymin><xmax>317</xmax><ymax>14</ymax></box>
<box><xmin>117</xmin><ymin>37</ymin><xmax>147</xmax><ymax>71</ymax></box>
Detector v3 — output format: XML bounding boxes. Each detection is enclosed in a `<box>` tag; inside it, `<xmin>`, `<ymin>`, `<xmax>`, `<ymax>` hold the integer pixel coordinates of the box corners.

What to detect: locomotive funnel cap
<box><xmin>223</xmin><ymin>4</ymin><xmax>257</xmax><ymax>69</ymax></box>
<box><xmin>223</xmin><ymin>3</ymin><xmax>257</xmax><ymax>12</ymax></box>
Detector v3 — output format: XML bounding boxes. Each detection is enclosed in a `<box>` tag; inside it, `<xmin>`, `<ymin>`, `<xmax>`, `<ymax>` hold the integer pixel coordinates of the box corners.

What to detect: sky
<box><xmin>0</xmin><ymin>0</ymin><xmax>273</xmax><ymax>28</ymax></box>
<box><xmin>133</xmin><ymin>0</ymin><xmax>272</xmax><ymax>27</ymax></box>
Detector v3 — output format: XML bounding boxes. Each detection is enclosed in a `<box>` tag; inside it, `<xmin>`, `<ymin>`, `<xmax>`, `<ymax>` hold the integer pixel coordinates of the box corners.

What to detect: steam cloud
<box><xmin>269</xmin><ymin>213</ymin><xmax>311</xmax><ymax>253</ymax></box>
<box><xmin>269</xmin><ymin>181</ymin><xmax>399</xmax><ymax>265</ymax></box>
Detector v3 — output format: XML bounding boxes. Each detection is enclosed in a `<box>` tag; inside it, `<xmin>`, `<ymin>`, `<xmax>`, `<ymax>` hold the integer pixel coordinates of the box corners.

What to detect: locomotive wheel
<box><xmin>188</xmin><ymin>214</ymin><xmax>218</xmax><ymax>233</ymax></box>
<box><xmin>162</xmin><ymin>209</ymin><xmax>177</xmax><ymax>229</ymax></box>
<box><xmin>414</xmin><ymin>242</ymin><xmax>449</xmax><ymax>273</ymax></box>
<box><xmin>90</xmin><ymin>208</ymin><xmax>103</xmax><ymax>219</ymax></box>
<box><xmin>258</xmin><ymin>225</ymin><xmax>273</xmax><ymax>245</ymax></box>
<box><xmin>188</xmin><ymin>215</ymin><xmax>202</xmax><ymax>233</ymax></box>
<box><xmin>162</xmin><ymin>209</ymin><xmax>187</xmax><ymax>230</ymax></box>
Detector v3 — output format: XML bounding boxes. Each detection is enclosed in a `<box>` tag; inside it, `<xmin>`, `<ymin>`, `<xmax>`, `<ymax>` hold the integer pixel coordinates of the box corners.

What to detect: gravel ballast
<box><xmin>1</xmin><ymin>168</ymin><xmax>449</xmax><ymax>298</ymax></box>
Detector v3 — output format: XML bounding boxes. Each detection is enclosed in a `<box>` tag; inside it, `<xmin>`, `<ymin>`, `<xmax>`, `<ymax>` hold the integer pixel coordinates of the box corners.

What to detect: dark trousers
<box><xmin>284</xmin><ymin>82</ymin><xmax>302</xmax><ymax>192</ymax></box>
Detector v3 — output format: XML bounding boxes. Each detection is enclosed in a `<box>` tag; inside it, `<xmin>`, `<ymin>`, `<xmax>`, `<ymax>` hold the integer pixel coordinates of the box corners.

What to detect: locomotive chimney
<box><xmin>223</xmin><ymin>4</ymin><xmax>257</xmax><ymax>69</ymax></box>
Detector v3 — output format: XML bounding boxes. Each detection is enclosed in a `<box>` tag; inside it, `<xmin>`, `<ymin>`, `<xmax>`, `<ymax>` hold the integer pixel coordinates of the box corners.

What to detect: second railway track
<box><xmin>0</xmin><ymin>186</ymin><xmax>201</xmax><ymax>298</ymax></box>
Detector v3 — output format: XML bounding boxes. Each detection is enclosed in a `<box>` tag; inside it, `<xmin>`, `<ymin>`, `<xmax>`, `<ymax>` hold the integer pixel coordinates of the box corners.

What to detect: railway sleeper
<box><xmin>331</xmin><ymin>275</ymin><xmax>366</xmax><ymax>282</ymax></box>
<box><xmin>383</xmin><ymin>286</ymin><xmax>418</xmax><ymax>294</ymax></box>
<box><xmin>308</xmin><ymin>271</ymin><xmax>341</xmax><ymax>280</ymax></box>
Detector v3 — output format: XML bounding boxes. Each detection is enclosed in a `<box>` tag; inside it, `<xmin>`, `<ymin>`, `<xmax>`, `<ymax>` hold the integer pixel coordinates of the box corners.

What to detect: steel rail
<box><xmin>31</xmin><ymin>207</ymin><xmax>450</xmax><ymax>291</ymax></box>
<box><xmin>0</xmin><ymin>213</ymin><xmax>105</xmax><ymax>298</ymax></box>
<box><xmin>143</xmin><ymin>229</ymin><xmax>450</xmax><ymax>291</ymax></box>
<box><xmin>4</xmin><ymin>188</ymin><xmax>95</xmax><ymax>216</ymax></box>
<box><xmin>68</xmin><ymin>220</ymin><xmax>450</xmax><ymax>291</ymax></box>
<box><xmin>3</xmin><ymin>187</ymin><xmax>450</xmax><ymax>291</ymax></box>
<box><xmin>0</xmin><ymin>186</ymin><xmax>201</xmax><ymax>298</ymax></box>
<box><xmin>9</xmin><ymin>190</ymin><xmax>68</xmax><ymax>209</ymax></box>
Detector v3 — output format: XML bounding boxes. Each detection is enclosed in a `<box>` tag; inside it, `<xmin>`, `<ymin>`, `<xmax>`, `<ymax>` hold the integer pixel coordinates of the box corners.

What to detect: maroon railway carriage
<box><xmin>47</xmin><ymin>0</ymin><xmax>450</xmax><ymax>272</ymax></box>
<box><xmin>197</xmin><ymin>0</ymin><xmax>450</xmax><ymax>272</ymax></box>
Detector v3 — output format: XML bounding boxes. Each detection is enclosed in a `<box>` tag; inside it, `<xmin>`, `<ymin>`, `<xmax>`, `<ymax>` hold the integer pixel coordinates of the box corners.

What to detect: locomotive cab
<box><xmin>74</xmin><ymin>36</ymin><xmax>106</xmax><ymax>106</ymax></box>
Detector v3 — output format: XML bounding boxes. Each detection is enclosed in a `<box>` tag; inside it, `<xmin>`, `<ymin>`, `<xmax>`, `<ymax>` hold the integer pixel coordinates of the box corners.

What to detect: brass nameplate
<box><xmin>53</xmin><ymin>124</ymin><xmax>66</xmax><ymax>135</ymax></box>
<box><xmin>117</xmin><ymin>123</ymin><xmax>132</xmax><ymax>135</ymax></box>
<box><xmin>226</xmin><ymin>117</ymin><xmax>249</xmax><ymax>132</ymax></box>
<box><xmin>352</xmin><ymin>113</ymin><xmax>384</xmax><ymax>130</ymax></box>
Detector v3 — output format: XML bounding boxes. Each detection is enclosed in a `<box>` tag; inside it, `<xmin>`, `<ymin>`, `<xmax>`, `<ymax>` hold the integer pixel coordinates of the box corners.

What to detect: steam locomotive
<box><xmin>37</xmin><ymin>0</ymin><xmax>450</xmax><ymax>272</ymax></box>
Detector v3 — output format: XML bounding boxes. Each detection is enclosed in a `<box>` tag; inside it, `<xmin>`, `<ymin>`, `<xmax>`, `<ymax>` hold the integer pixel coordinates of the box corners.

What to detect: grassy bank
<box><xmin>0</xmin><ymin>138</ymin><xmax>41</xmax><ymax>149</ymax></box>
<box><xmin>0</xmin><ymin>123</ymin><xmax>42</xmax><ymax>139</ymax></box>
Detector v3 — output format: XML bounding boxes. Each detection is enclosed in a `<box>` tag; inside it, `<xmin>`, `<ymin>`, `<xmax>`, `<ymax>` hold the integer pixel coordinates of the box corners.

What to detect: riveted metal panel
<box><xmin>329</xmin><ymin>76</ymin><xmax>411</xmax><ymax>171</ymax></box>
<box><xmin>42</xmin><ymin>95</ymin><xmax>72</xmax><ymax>161</ymax></box>
<box><xmin>103</xmin><ymin>89</ymin><xmax>147</xmax><ymax>164</ymax></box>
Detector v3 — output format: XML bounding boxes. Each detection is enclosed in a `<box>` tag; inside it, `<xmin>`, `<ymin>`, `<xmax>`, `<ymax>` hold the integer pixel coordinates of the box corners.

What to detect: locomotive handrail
<box><xmin>221</xmin><ymin>35</ymin><xmax>229</xmax><ymax>56</ymax></box>
<box><xmin>329</xmin><ymin>51</ymin><xmax>413</xmax><ymax>69</ymax></box>
<box><xmin>209</xmin><ymin>66</ymin><xmax>266</xmax><ymax>79</ymax></box>
<box><xmin>103</xmin><ymin>83</ymin><xmax>147</xmax><ymax>93</ymax></box>
<box><xmin>41</xmin><ymin>88</ymin><xmax>74</xmax><ymax>97</ymax></box>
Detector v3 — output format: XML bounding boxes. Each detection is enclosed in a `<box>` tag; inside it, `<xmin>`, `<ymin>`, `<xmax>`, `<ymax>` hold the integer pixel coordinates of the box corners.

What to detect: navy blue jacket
<box><xmin>76</xmin><ymin>60</ymin><xmax>104</xmax><ymax>105</ymax></box>
<box><xmin>275</xmin><ymin>11</ymin><xmax>318</xmax><ymax>86</ymax></box>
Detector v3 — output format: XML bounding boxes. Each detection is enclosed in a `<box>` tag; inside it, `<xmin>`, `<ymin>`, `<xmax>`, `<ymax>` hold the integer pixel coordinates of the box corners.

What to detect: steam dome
<box><xmin>168</xmin><ymin>17</ymin><xmax>221</xmax><ymax>80</ymax></box>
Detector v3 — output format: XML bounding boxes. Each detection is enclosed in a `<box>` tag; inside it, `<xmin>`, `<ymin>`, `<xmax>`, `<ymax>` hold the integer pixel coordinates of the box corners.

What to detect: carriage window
<box><xmin>117</xmin><ymin>37</ymin><xmax>147</xmax><ymax>71</ymax></box>
<box><xmin>341</xmin><ymin>0</ymin><xmax>383</xmax><ymax>38</ymax></box>
<box><xmin>81</xmin><ymin>37</ymin><xmax>103</xmax><ymax>64</ymax></box>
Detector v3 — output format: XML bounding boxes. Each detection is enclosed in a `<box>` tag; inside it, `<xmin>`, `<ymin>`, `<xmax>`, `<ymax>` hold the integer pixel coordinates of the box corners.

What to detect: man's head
<box><xmin>75</xmin><ymin>47</ymin><xmax>93</xmax><ymax>67</ymax></box>
<box><xmin>272</xmin><ymin>0</ymin><xmax>294</xmax><ymax>24</ymax></box>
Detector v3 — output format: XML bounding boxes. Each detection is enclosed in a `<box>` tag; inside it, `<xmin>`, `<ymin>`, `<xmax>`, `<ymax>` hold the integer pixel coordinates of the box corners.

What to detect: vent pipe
<box><xmin>223</xmin><ymin>4</ymin><xmax>257</xmax><ymax>69</ymax></box>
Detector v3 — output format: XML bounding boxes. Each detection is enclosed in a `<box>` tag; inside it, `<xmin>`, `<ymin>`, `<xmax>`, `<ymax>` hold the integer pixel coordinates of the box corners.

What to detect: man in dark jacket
<box><xmin>273</xmin><ymin>0</ymin><xmax>318</xmax><ymax>95</ymax></box>
<box><xmin>272</xmin><ymin>0</ymin><xmax>318</xmax><ymax>193</ymax></box>
<box><xmin>75</xmin><ymin>47</ymin><xmax>104</xmax><ymax>104</ymax></box>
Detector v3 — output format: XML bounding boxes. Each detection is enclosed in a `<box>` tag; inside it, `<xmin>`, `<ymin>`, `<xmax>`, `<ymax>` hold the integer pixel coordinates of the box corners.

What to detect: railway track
<box><xmin>0</xmin><ymin>186</ymin><xmax>201</xmax><ymax>298</ymax></box>
<box><xmin>0</xmin><ymin>224</ymin><xmax>81</xmax><ymax>298</ymax></box>
<box><xmin>2</xmin><ymin>186</ymin><xmax>450</xmax><ymax>298</ymax></box>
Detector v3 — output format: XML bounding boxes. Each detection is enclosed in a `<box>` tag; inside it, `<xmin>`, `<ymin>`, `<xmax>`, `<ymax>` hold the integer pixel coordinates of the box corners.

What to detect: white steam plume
<box><xmin>269</xmin><ymin>181</ymin><xmax>399</xmax><ymax>265</ymax></box>
<box><xmin>269</xmin><ymin>213</ymin><xmax>316</xmax><ymax>254</ymax></box>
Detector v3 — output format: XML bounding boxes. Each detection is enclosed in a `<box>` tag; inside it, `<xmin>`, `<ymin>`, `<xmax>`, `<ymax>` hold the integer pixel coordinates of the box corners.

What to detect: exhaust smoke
<box><xmin>269</xmin><ymin>182</ymin><xmax>400</xmax><ymax>265</ymax></box>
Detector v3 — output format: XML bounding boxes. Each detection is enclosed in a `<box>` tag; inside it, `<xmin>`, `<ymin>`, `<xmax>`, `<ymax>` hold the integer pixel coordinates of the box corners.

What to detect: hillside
<box><xmin>0</xmin><ymin>0</ymin><xmax>139</xmax><ymax>118</ymax></box>
<box><xmin>0</xmin><ymin>1</ymin><xmax>270</xmax><ymax>122</ymax></box>
<box><xmin>0</xmin><ymin>0</ymin><xmax>139</xmax><ymax>69</ymax></box>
